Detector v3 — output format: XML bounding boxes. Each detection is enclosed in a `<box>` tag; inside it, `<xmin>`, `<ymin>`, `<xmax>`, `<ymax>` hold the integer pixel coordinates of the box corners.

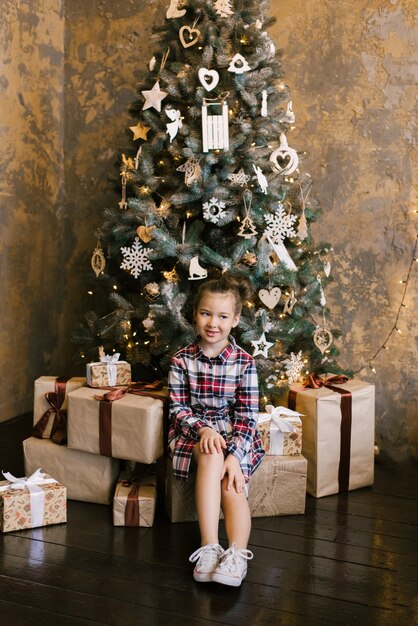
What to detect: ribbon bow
<box><xmin>304</xmin><ymin>373</ymin><xmax>349</xmax><ymax>390</ymax></box>
<box><xmin>0</xmin><ymin>469</ymin><xmax>58</xmax><ymax>527</ymax></box>
<box><xmin>265</xmin><ymin>405</ymin><xmax>303</xmax><ymax>433</ymax></box>
<box><xmin>33</xmin><ymin>377</ymin><xmax>69</xmax><ymax>445</ymax></box>
<box><xmin>99</xmin><ymin>353</ymin><xmax>121</xmax><ymax>387</ymax></box>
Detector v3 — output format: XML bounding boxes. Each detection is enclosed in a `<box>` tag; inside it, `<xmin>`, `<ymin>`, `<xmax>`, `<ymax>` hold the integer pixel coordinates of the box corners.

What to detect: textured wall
<box><xmin>1</xmin><ymin>0</ymin><xmax>416</xmax><ymax>460</ymax></box>
<box><xmin>0</xmin><ymin>0</ymin><xmax>65</xmax><ymax>420</ymax></box>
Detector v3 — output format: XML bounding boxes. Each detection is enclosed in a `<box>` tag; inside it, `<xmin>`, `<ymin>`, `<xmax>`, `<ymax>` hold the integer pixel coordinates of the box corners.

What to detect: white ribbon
<box><xmin>264</xmin><ymin>405</ymin><xmax>303</xmax><ymax>455</ymax></box>
<box><xmin>0</xmin><ymin>469</ymin><xmax>57</xmax><ymax>528</ymax></box>
<box><xmin>99</xmin><ymin>353</ymin><xmax>120</xmax><ymax>386</ymax></box>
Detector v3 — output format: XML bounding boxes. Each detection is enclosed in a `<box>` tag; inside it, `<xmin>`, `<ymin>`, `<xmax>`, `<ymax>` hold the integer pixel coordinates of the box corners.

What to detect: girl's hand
<box><xmin>197</xmin><ymin>427</ymin><xmax>227</xmax><ymax>454</ymax></box>
<box><xmin>221</xmin><ymin>454</ymin><xmax>246</xmax><ymax>493</ymax></box>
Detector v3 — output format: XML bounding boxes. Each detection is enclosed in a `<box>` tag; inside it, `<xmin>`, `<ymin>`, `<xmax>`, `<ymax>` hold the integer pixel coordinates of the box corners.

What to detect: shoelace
<box><xmin>217</xmin><ymin>542</ymin><xmax>253</xmax><ymax>572</ymax></box>
<box><xmin>189</xmin><ymin>544</ymin><xmax>223</xmax><ymax>567</ymax></box>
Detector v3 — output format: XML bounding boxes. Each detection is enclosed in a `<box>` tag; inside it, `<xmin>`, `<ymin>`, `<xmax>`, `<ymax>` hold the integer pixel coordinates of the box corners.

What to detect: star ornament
<box><xmin>251</xmin><ymin>332</ymin><xmax>274</xmax><ymax>358</ymax></box>
<box><xmin>141</xmin><ymin>81</ymin><xmax>168</xmax><ymax>113</ymax></box>
<box><xmin>129</xmin><ymin>121</ymin><xmax>151</xmax><ymax>141</ymax></box>
<box><xmin>228</xmin><ymin>168</ymin><xmax>251</xmax><ymax>187</ymax></box>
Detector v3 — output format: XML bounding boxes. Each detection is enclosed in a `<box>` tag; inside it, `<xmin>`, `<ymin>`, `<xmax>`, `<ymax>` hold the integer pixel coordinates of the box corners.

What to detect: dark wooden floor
<box><xmin>1</xmin><ymin>414</ymin><xmax>417</xmax><ymax>626</ymax></box>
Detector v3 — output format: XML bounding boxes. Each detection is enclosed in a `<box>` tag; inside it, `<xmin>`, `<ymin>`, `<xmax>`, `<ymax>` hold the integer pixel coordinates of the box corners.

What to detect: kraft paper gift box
<box><xmin>67</xmin><ymin>386</ymin><xmax>167</xmax><ymax>464</ymax></box>
<box><xmin>165</xmin><ymin>454</ymin><xmax>307</xmax><ymax>522</ymax></box>
<box><xmin>33</xmin><ymin>376</ymin><xmax>86</xmax><ymax>442</ymax></box>
<box><xmin>86</xmin><ymin>354</ymin><xmax>131</xmax><ymax>388</ymax></box>
<box><xmin>257</xmin><ymin>405</ymin><xmax>303</xmax><ymax>455</ymax></box>
<box><xmin>113</xmin><ymin>468</ymin><xmax>157</xmax><ymax>527</ymax></box>
<box><xmin>23</xmin><ymin>437</ymin><xmax>120</xmax><ymax>505</ymax></box>
<box><xmin>288</xmin><ymin>375</ymin><xmax>375</xmax><ymax>498</ymax></box>
<box><xmin>0</xmin><ymin>468</ymin><xmax>66</xmax><ymax>533</ymax></box>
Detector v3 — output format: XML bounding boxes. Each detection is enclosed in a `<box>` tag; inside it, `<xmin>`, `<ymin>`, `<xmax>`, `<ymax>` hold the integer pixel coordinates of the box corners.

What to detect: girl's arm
<box><xmin>168</xmin><ymin>357</ymin><xmax>208</xmax><ymax>439</ymax></box>
<box><xmin>227</xmin><ymin>360</ymin><xmax>259</xmax><ymax>462</ymax></box>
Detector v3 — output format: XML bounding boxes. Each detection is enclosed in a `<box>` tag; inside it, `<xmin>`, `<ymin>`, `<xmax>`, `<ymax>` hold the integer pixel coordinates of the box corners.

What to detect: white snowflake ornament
<box><xmin>264</xmin><ymin>203</ymin><xmax>297</xmax><ymax>243</ymax></box>
<box><xmin>203</xmin><ymin>197</ymin><xmax>227</xmax><ymax>224</ymax></box>
<box><xmin>284</xmin><ymin>351</ymin><xmax>305</xmax><ymax>383</ymax></box>
<box><xmin>120</xmin><ymin>237</ymin><xmax>153</xmax><ymax>278</ymax></box>
<box><xmin>228</xmin><ymin>169</ymin><xmax>251</xmax><ymax>187</ymax></box>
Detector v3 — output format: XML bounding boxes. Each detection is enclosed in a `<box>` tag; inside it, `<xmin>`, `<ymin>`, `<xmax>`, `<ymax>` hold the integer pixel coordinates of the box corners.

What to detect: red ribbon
<box><xmin>93</xmin><ymin>380</ymin><xmax>169</xmax><ymax>458</ymax></box>
<box><xmin>288</xmin><ymin>373</ymin><xmax>352</xmax><ymax>493</ymax></box>
<box><xmin>33</xmin><ymin>377</ymin><xmax>69</xmax><ymax>445</ymax></box>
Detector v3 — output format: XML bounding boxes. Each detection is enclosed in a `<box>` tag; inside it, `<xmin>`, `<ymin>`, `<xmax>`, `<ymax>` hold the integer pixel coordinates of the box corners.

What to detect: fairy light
<box><xmin>87</xmin><ymin>290</ymin><xmax>93</xmax><ymax>295</ymax></box>
<box><xmin>113</xmin><ymin>284</ymin><xmax>118</xmax><ymax>290</ymax></box>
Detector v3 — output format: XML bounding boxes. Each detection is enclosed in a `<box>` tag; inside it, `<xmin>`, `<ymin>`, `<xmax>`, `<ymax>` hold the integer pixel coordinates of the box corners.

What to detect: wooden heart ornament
<box><xmin>270</xmin><ymin>133</ymin><xmax>299</xmax><ymax>175</ymax></box>
<box><xmin>137</xmin><ymin>225</ymin><xmax>155</xmax><ymax>243</ymax></box>
<box><xmin>179</xmin><ymin>25</ymin><xmax>201</xmax><ymax>48</ymax></box>
<box><xmin>259</xmin><ymin>287</ymin><xmax>282</xmax><ymax>309</ymax></box>
<box><xmin>198</xmin><ymin>68</ymin><xmax>220</xmax><ymax>92</ymax></box>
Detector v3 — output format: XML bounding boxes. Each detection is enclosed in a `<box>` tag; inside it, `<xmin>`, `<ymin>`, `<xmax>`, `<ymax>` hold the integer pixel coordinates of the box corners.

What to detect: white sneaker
<box><xmin>189</xmin><ymin>543</ymin><xmax>224</xmax><ymax>582</ymax></box>
<box><xmin>211</xmin><ymin>542</ymin><xmax>254</xmax><ymax>587</ymax></box>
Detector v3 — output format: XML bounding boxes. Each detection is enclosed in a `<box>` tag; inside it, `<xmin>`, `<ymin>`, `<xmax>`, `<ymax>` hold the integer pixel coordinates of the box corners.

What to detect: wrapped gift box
<box><xmin>86</xmin><ymin>359</ymin><xmax>131</xmax><ymax>388</ymax></box>
<box><xmin>257</xmin><ymin>406</ymin><xmax>302</xmax><ymax>455</ymax></box>
<box><xmin>0</xmin><ymin>469</ymin><xmax>66</xmax><ymax>533</ymax></box>
<box><xmin>288</xmin><ymin>376</ymin><xmax>375</xmax><ymax>497</ymax></box>
<box><xmin>33</xmin><ymin>376</ymin><xmax>86</xmax><ymax>441</ymax></box>
<box><xmin>165</xmin><ymin>454</ymin><xmax>307</xmax><ymax>522</ymax></box>
<box><xmin>23</xmin><ymin>437</ymin><xmax>120</xmax><ymax>504</ymax></box>
<box><xmin>113</xmin><ymin>468</ymin><xmax>157</xmax><ymax>527</ymax></box>
<box><xmin>67</xmin><ymin>387</ymin><xmax>166</xmax><ymax>464</ymax></box>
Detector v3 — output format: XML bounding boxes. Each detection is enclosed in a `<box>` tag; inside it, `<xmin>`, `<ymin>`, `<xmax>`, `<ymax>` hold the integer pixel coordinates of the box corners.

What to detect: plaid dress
<box><xmin>168</xmin><ymin>336</ymin><xmax>265</xmax><ymax>481</ymax></box>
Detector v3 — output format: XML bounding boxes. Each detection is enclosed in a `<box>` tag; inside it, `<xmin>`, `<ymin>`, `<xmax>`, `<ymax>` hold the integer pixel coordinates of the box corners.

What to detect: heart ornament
<box><xmin>270</xmin><ymin>133</ymin><xmax>299</xmax><ymax>175</ymax></box>
<box><xmin>198</xmin><ymin>68</ymin><xmax>220</xmax><ymax>92</ymax></box>
<box><xmin>259</xmin><ymin>287</ymin><xmax>282</xmax><ymax>309</ymax></box>
<box><xmin>137</xmin><ymin>225</ymin><xmax>155</xmax><ymax>243</ymax></box>
<box><xmin>179</xmin><ymin>25</ymin><xmax>201</xmax><ymax>48</ymax></box>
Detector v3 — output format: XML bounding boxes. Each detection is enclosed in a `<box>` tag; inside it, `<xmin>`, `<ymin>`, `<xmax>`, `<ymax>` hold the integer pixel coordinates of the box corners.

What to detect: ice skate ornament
<box><xmin>188</xmin><ymin>256</ymin><xmax>207</xmax><ymax>280</ymax></box>
<box><xmin>198</xmin><ymin>68</ymin><xmax>220</xmax><ymax>92</ymax></box>
<box><xmin>253</xmin><ymin>164</ymin><xmax>268</xmax><ymax>194</ymax></box>
<box><xmin>316</xmin><ymin>275</ymin><xmax>327</xmax><ymax>307</ymax></box>
<box><xmin>266</xmin><ymin>234</ymin><xmax>297</xmax><ymax>272</ymax></box>
<box><xmin>165</xmin><ymin>108</ymin><xmax>184</xmax><ymax>142</ymax></box>
<box><xmin>202</xmin><ymin>97</ymin><xmax>229</xmax><ymax>152</ymax></box>
<box><xmin>202</xmin><ymin>197</ymin><xmax>227</xmax><ymax>224</ymax></box>
<box><xmin>258</xmin><ymin>287</ymin><xmax>281</xmax><ymax>310</ymax></box>
<box><xmin>228</xmin><ymin>53</ymin><xmax>251</xmax><ymax>74</ymax></box>
<box><xmin>270</xmin><ymin>133</ymin><xmax>299</xmax><ymax>176</ymax></box>
<box><xmin>283</xmin><ymin>289</ymin><xmax>297</xmax><ymax>314</ymax></box>
<box><xmin>251</xmin><ymin>332</ymin><xmax>274</xmax><ymax>358</ymax></box>
<box><xmin>166</xmin><ymin>0</ymin><xmax>186</xmax><ymax>19</ymax></box>
<box><xmin>261</xmin><ymin>90</ymin><xmax>268</xmax><ymax>117</ymax></box>
<box><xmin>176</xmin><ymin>155</ymin><xmax>202</xmax><ymax>186</ymax></box>
<box><xmin>281</xmin><ymin>100</ymin><xmax>295</xmax><ymax>125</ymax></box>
<box><xmin>118</xmin><ymin>171</ymin><xmax>128</xmax><ymax>210</ymax></box>
<box><xmin>214</xmin><ymin>0</ymin><xmax>234</xmax><ymax>18</ymax></box>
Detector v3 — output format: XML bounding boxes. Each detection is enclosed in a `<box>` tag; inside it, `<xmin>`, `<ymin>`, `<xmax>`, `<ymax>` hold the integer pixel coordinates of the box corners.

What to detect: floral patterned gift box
<box><xmin>86</xmin><ymin>353</ymin><xmax>131</xmax><ymax>388</ymax></box>
<box><xmin>257</xmin><ymin>405</ymin><xmax>303</xmax><ymax>455</ymax></box>
<box><xmin>0</xmin><ymin>469</ymin><xmax>66</xmax><ymax>533</ymax></box>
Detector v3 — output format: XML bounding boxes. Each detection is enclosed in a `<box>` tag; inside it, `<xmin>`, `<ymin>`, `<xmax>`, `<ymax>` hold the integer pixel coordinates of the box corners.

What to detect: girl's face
<box><xmin>194</xmin><ymin>291</ymin><xmax>240</xmax><ymax>356</ymax></box>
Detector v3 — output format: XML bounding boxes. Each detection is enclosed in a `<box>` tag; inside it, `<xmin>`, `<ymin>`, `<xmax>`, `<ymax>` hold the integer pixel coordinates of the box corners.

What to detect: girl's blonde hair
<box><xmin>194</xmin><ymin>274</ymin><xmax>253</xmax><ymax>316</ymax></box>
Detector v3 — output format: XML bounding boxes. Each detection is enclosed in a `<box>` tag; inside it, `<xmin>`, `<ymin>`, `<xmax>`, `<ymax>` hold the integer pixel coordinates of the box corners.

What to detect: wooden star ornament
<box><xmin>141</xmin><ymin>81</ymin><xmax>168</xmax><ymax>113</ymax></box>
<box><xmin>129</xmin><ymin>121</ymin><xmax>151</xmax><ymax>141</ymax></box>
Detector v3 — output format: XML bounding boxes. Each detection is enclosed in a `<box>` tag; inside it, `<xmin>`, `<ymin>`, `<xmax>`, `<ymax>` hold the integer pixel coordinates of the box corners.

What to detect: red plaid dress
<box><xmin>168</xmin><ymin>336</ymin><xmax>265</xmax><ymax>481</ymax></box>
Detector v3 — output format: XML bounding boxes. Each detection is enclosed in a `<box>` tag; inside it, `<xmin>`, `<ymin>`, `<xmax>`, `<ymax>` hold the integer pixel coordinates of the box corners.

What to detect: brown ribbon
<box><xmin>33</xmin><ymin>377</ymin><xmax>69</xmax><ymax>445</ymax></box>
<box><xmin>94</xmin><ymin>380</ymin><xmax>169</xmax><ymax>458</ymax></box>
<box><xmin>288</xmin><ymin>373</ymin><xmax>352</xmax><ymax>493</ymax></box>
<box><xmin>121</xmin><ymin>472</ymin><xmax>144</xmax><ymax>526</ymax></box>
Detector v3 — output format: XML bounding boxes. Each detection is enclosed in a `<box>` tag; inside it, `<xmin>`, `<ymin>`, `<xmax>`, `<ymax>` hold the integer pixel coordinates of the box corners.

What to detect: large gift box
<box><xmin>113</xmin><ymin>468</ymin><xmax>157</xmax><ymax>527</ymax></box>
<box><xmin>33</xmin><ymin>376</ymin><xmax>86</xmax><ymax>442</ymax></box>
<box><xmin>67</xmin><ymin>387</ymin><xmax>167</xmax><ymax>464</ymax></box>
<box><xmin>23</xmin><ymin>437</ymin><xmax>120</xmax><ymax>504</ymax></box>
<box><xmin>0</xmin><ymin>469</ymin><xmax>66</xmax><ymax>533</ymax></box>
<box><xmin>165</xmin><ymin>454</ymin><xmax>307</xmax><ymax>522</ymax></box>
<box><xmin>288</xmin><ymin>375</ymin><xmax>375</xmax><ymax>497</ymax></box>
<box><xmin>86</xmin><ymin>354</ymin><xmax>131</xmax><ymax>388</ymax></box>
<box><xmin>258</xmin><ymin>405</ymin><xmax>303</xmax><ymax>455</ymax></box>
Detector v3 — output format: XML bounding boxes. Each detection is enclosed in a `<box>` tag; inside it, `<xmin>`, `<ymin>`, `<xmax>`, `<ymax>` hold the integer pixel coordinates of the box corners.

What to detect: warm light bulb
<box><xmin>113</xmin><ymin>285</ymin><xmax>118</xmax><ymax>290</ymax></box>
<box><xmin>87</xmin><ymin>290</ymin><xmax>93</xmax><ymax>295</ymax></box>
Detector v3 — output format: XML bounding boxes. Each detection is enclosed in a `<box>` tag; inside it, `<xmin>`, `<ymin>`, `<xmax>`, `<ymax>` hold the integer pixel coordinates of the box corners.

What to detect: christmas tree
<box><xmin>75</xmin><ymin>0</ymin><xmax>343</xmax><ymax>404</ymax></box>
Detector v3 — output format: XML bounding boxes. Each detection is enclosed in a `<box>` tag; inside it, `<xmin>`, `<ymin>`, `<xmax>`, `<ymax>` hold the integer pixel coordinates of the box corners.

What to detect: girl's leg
<box><xmin>193</xmin><ymin>445</ymin><xmax>224</xmax><ymax>545</ymax></box>
<box><xmin>220</xmin><ymin>477</ymin><xmax>251</xmax><ymax>549</ymax></box>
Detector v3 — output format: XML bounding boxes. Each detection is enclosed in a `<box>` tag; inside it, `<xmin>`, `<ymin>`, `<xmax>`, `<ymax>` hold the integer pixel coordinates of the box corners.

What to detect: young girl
<box><xmin>168</xmin><ymin>275</ymin><xmax>265</xmax><ymax>587</ymax></box>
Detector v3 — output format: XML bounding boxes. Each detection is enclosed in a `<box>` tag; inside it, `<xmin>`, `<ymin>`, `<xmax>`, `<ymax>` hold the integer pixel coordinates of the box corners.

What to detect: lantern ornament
<box><xmin>202</xmin><ymin>98</ymin><xmax>230</xmax><ymax>152</ymax></box>
<box><xmin>270</xmin><ymin>133</ymin><xmax>299</xmax><ymax>176</ymax></box>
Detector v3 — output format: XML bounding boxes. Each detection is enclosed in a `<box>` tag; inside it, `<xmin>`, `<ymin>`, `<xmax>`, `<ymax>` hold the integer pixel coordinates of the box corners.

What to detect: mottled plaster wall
<box><xmin>1</xmin><ymin>0</ymin><xmax>416</xmax><ymax>460</ymax></box>
<box><xmin>0</xmin><ymin>0</ymin><xmax>65</xmax><ymax>421</ymax></box>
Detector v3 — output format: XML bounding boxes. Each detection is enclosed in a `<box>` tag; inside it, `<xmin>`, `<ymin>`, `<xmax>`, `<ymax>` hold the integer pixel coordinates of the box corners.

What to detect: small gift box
<box><xmin>257</xmin><ymin>405</ymin><xmax>303</xmax><ymax>455</ymax></box>
<box><xmin>0</xmin><ymin>468</ymin><xmax>66</xmax><ymax>533</ymax></box>
<box><xmin>113</xmin><ymin>468</ymin><xmax>157</xmax><ymax>527</ymax></box>
<box><xmin>288</xmin><ymin>374</ymin><xmax>375</xmax><ymax>497</ymax></box>
<box><xmin>33</xmin><ymin>376</ymin><xmax>86</xmax><ymax>443</ymax></box>
<box><xmin>67</xmin><ymin>385</ymin><xmax>167</xmax><ymax>464</ymax></box>
<box><xmin>86</xmin><ymin>353</ymin><xmax>131</xmax><ymax>388</ymax></box>
<box><xmin>23</xmin><ymin>437</ymin><xmax>120</xmax><ymax>504</ymax></box>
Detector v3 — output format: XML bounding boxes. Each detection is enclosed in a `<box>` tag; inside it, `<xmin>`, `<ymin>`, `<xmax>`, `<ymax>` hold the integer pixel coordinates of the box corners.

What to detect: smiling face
<box><xmin>194</xmin><ymin>291</ymin><xmax>240</xmax><ymax>357</ymax></box>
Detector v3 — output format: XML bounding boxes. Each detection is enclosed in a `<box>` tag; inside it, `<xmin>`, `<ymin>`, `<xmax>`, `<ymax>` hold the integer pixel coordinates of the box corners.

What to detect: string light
<box><xmin>358</xmin><ymin>232</ymin><xmax>417</xmax><ymax>374</ymax></box>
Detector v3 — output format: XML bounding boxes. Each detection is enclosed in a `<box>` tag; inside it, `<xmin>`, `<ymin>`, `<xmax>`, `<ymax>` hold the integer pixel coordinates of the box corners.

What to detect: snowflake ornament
<box><xmin>284</xmin><ymin>351</ymin><xmax>305</xmax><ymax>383</ymax></box>
<box><xmin>228</xmin><ymin>168</ymin><xmax>251</xmax><ymax>187</ymax></box>
<box><xmin>264</xmin><ymin>203</ymin><xmax>297</xmax><ymax>243</ymax></box>
<box><xmin>203</xmin><ymin>197</ymin><xmax>227</xmax><ymax>224</ymax></box>
<box><xmin>120</xmin><ymin>237</ymin><xmax>153</xmax><ymax>278</ymax></box>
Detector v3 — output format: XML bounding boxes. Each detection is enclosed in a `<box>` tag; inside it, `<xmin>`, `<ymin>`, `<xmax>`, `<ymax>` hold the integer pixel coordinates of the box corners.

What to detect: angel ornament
<box><xmin>166</xmin><ymin>108</ymin><xmax>184</xmax><ymax>143</ymax></box>
<box><xmin>166</xmin><ymin>0</ymin><xmax>186</xmax><ymax>19</ymax></box>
